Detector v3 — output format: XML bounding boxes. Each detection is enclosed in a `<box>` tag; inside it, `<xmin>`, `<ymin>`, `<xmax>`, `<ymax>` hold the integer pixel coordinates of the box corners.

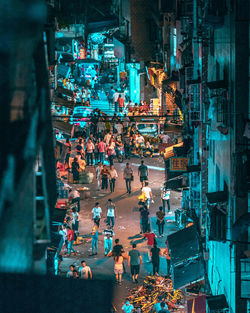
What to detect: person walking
<box><xmin>68</xmin><ymin>189</ymin><xmax>81</xmax><ymax>212</ymax></box>
<box><xmin>103</xmin><ymin>226</ymin><xmax>114</xmax><ymax>256</ymax></box>
<box><xmin>142</xmin><ymin>182</ymin><xmax>153</xmax><ymax>209</ymax></box>
<box><xmin>108</xmin><ymin>86</ymin><xmax>115</xmax><ymax>110</ymax></box>
<box><xmin>98</xmin><ymin>139</ymin><xmax>106</xmax><ymax>164</ymax></box>
<box><xmin>123</xmin><ymin>163</ymin><xmax>133</xmax><ymax>194</ymax></box>
<box><xmin>108</xmin><ymin>238</ymin><xmax>127</xmax><ymax>273</ymax></box>
<box><xmin>106</xmin><ymin>199</ymin><xmax>116</xmax><ymax>228</ymax></box>
<box><xmin>66</xmin><ymin>226</ymin><xmax>76</xmax><ymax>256</ymax></box>
<box><xmin>101</xmin><ymin>165</ymin><xmax>110</xmax><ymax>191</ymax></box>
<box><xmin>144</xmin><ymin>228</ymin><xmax>157</xmax><ymax>260</ymax></box>
<box><xmin>118</xmin><ymin>94</ymin><xmax>125</xmax><ymax>113</ymax></box>
<box><xmin>113</xmin><ymin>89</ymin><xmax>119</xmax><ymax>113</ymax></box>
<box><xmin>161</xmin><ymin>183</ymin><xmax>171</xmax><ymax>214</ymax></box>
<box><xmin>122</xmin><ymin>114</ymin><xmax>130</xmax><ymax>134</ymax></box>
<box><xmin>138</xmin><ymin>160</ymin><xmax>149</xmax><ymax>188</ymax></box>
<box><xmin>96</xmin><ymin>161</ymin><xmax>103</xmax><ymax>190</ymax></box>
<box><xmin>86</xmin><ymin>139</ymin><xmax>95</xmax><ymax>166</ymax></box>
<box><xmin>72</xmin><ymin>208</ymin><xmax>79</xmax><ymax>233</ymax></box>
<box><xmin>156</xmin><ymin>206</ymin><xmax>165</xmax><ymax>237</ymax></box>
<box><xmin>114</xmin><ymin>251</ymin><xmax>124</xmax><ymax>285</ymax></box>
<box><xmin>79</xmin><ymin>260</ymin><xmax>92</xmax><ymax>279</ymax></box>
<box><xmin>150</xmin><ymin>242</ymin><xmax>161</xmax><ymax>275</ymax></box>
<box><xmin>128</xmin><ymin>243</ymin><xmax>142</xmax><ymax>283</ymax></box>
<box><xmin>140</xmin><ymin>205</ymin><xmax>150</xmax><ymax>233</ymax></box>
<box><xmin>94</xmin><ymin>141</ymin><xmax>99</xmax><ymax>165</ymax></box>
<box><xmin>109</xmin><ymin>165</ymin><xmax>118</xmax><ymax>192</ymax></box>
<box><xmin>123</xmin><ymin>132</ymin><xmax>131</xmax><ymax>159</ymax></box>
<box><xmin>91</xmin><ymin>202</ymin><xmax>102</xmax><ymax>226</ymax></box>
<box><xmin>107</xmin><ymin>142</ymin><xmax>116</xmax><ymax>166</ymax></box>
<box><xmin>90</xmin><ymin>220</ymin><xmax>99</xmax><ymax>256</ymax></box>
<box><xmin>71</xmin><ymin>157</ymin><xmax>80</xmax><ymax>184</ymax></box>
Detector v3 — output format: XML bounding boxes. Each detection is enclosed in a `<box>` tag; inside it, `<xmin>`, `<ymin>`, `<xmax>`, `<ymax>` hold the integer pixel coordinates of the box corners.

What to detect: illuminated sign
<box><xmin>170</xmin><ymin>157</ymin><xmax>188</xmax><ymax>171</ymax></box>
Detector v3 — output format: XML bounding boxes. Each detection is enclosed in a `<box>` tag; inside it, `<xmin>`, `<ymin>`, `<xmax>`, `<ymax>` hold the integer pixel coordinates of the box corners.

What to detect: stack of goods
<box><xmin>128</xmin><ymin>276</ymin><xmax>185</xmax><ymax>312</ymax></box>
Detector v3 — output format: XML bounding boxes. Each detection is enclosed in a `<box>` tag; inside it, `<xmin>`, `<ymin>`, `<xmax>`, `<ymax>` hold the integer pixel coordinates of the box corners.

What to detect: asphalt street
<box><xmin>60</xmin><ymin>156</ymin><xmax>182</xmax><ymax>311</ymax></box>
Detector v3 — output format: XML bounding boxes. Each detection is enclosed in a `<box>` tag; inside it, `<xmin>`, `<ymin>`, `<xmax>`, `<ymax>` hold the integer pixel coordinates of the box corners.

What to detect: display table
<box><xmin>77</xmin><ymin>187</ymin><xmax>90</xmax><ymax>199</ymax></box>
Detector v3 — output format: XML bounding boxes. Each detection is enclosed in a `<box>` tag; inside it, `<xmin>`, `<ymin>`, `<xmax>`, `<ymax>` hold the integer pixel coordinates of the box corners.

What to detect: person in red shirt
<box><xmin>144</xmin><ymin>229</ymin><xmax>157</xmax><ymax>261</ymax></box>
<box><xmin>97</xmin><ymin>139</ymin><xmax>106</xmax><ymax>164</ymax></box>
<box><xmin>118</xmin><ymin>94</ymin><xmax>125</xmax><ymax>113</ymax></box>
<box><xmin>66</xmin><ymin>226</ymin><xmax>76</xmax><ymax>256</ymax></box>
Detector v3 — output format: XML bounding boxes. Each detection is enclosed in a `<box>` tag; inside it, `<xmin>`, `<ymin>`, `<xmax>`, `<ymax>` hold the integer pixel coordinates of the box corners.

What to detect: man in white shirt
<box><xmin>142</xmin><ymin>182</ymin><xmax>153</xmax><ymax>209</ymax></box>
<box><xmin>113</xmin><ymin>89</ymin><xmax>119</xmax><ymax>113</ymax></box>
<box><xmin>115</xmin><ymin>121</ymin><xmax>123</xmax><ymax>135</ymax></box>
<box><xmin>92</xmin><ymin>202</ymin><xmax>102</xmax><ymax>226</ymax></box>
<box><xmin>122</xmin><ymin>114</ymin><xmax>130</xmax><ymax>133</ymax></box>
<box><xmin>79</xmin><ymin>260</ymin><xmax>92</xmax><ymax>279</ymax></box>
<box><xmin>69</xmin><ymin>189</ymin><xmax>80</xmax><ymax>212</ymax></box>
<box><xmin>136</xmin><ymin>134</ymin><xmax>145</xmax><ymax>145</ymax></box>
<box><xmin>161</xmin><ymin>183</ymin><xmax>171</xmax><ymax>214</ymax></box>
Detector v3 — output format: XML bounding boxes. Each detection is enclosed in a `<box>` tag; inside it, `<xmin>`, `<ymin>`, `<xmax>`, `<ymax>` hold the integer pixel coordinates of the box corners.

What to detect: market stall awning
<box><xmin>206</xmin><ymin>190</ymin><xmax>228</xmax><ymax>204</ymax></box>
<box><xmin>57</xmin><ymin>64</ymin><xmax>70</xmax><ymax>77</ymax></box>
<box><xmin>167</xmin><ymin>225</ymin><xmax>200</xmax><ymax>264</ymax></box>
<box><xmin>206</xmin><ymin>295</ymin><xmax>229</xmax><ymax>310</ymax></box>
<box><xmin>58</xmin><ymin>52</ymin><xmax>74</xmax><ymax>63</ymax></box>
<box><xmin>172</xmin><ymin>258</ymin><xmax>204</xmax><ymax>289</ymax></box>
<box><xmin>165</xmin><ymin>175</ymin><xmax>189</xmax><ymax>189</ymax></box>
<box><xmin>207</xmin><ymin>80</ymin><xmax>227</xmax><ymax>89</ymax></box>
<box><xmin>87</xmin><ymin>18</ymin><xmax>119</xmax><ymax>33</ymax></box>
<box><xmin>53</xmin><ymin>97</ymin><xmax>75</xmax><ymax>108</ymax></box>
<box><xmin>56</xmin><ymin>87</ymin><xmax>74</xmax><ymax>97</ymax></box>
<box><xmin>53</xmin><ymin>121</ymin><xmax>73</xmax><ymax>135</ymax></box>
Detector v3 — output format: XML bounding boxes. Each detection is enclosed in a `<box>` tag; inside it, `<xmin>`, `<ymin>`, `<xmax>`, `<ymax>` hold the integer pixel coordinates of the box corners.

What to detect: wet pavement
<box><xmin>59</xmin><ymin>156</ymin><xmax>182</xmax><ymax>312</ymax></box>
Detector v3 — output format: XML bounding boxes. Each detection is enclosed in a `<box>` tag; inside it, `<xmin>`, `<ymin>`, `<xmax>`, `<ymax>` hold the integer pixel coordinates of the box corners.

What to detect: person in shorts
<box><xmin>114</xmin><ymin>251</ymin><xmax>124</xmax><ymax>285</ymax></box>
<box><xmin>128</xmin><ymin>243</ymin><xmax>142</xmax><ymax>283</ymax></box>
<box><xmin>138</xmin><ymin>160</ymin><xmax>148</xmax><ymax>188</ymax></box>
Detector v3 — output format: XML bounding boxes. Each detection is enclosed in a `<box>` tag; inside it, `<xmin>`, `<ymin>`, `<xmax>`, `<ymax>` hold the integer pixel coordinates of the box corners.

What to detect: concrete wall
<box><xmin>130</xmin><ymin>0</ymin><xmax>155</xmax><ymax>62</ymax></box>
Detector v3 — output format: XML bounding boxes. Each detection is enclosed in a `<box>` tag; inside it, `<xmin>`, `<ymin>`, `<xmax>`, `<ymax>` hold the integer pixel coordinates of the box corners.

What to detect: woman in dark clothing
<box><xmin>156</xmin><ymin>207</ymin><xmax>165</xmax><ymax>237</ymax></box>
<box><xmin>72</xmin><ymin>157</ymin><xmax>80</xmax><ymax>183</ymax></box>
<box><xmin>150</xmin><ymin>242</ymin><xmax>161</xmax><ymax>275</ymax></box>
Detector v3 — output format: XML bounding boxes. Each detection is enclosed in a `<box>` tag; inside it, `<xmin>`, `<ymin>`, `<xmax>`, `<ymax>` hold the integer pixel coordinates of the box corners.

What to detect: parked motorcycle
<box><xmin>116</xmin><ymin>146</ymin><xmax>124</xmax><ymax>163</ymax></box>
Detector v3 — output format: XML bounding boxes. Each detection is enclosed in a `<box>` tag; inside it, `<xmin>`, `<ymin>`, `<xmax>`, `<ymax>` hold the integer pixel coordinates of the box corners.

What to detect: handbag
<box><xmin>131</xmin><ymin>175</ymin><xmax>134</xmax><ymax>181</ymax></box>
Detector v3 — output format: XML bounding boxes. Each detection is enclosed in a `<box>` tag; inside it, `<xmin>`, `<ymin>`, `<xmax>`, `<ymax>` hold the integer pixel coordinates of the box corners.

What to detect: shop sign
<box><xmin>170</xmin><ymin>157</ymin><xmax>188</xmax><ymax>171</ymax></box>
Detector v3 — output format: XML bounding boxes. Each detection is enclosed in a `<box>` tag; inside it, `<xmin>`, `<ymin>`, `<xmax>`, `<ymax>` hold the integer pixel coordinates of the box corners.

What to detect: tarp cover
<box><xmin>206</xmin><ymin>294</ymin><xmax>229</xmax><ymax>310</ymax></box>
<box><xmin>206</xmin><ymin>190</ymin><xmax>228</xmax><ymax>204</ymax></box>
<box><xmin>172</xmin><ymin>258</ymin><xmax>204</xmax><ymax>289</ymax></box>
<box><xmin>167</xmin><ymin>225</ymin><xmax>200</xmax><ymax>264</ymax></box>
